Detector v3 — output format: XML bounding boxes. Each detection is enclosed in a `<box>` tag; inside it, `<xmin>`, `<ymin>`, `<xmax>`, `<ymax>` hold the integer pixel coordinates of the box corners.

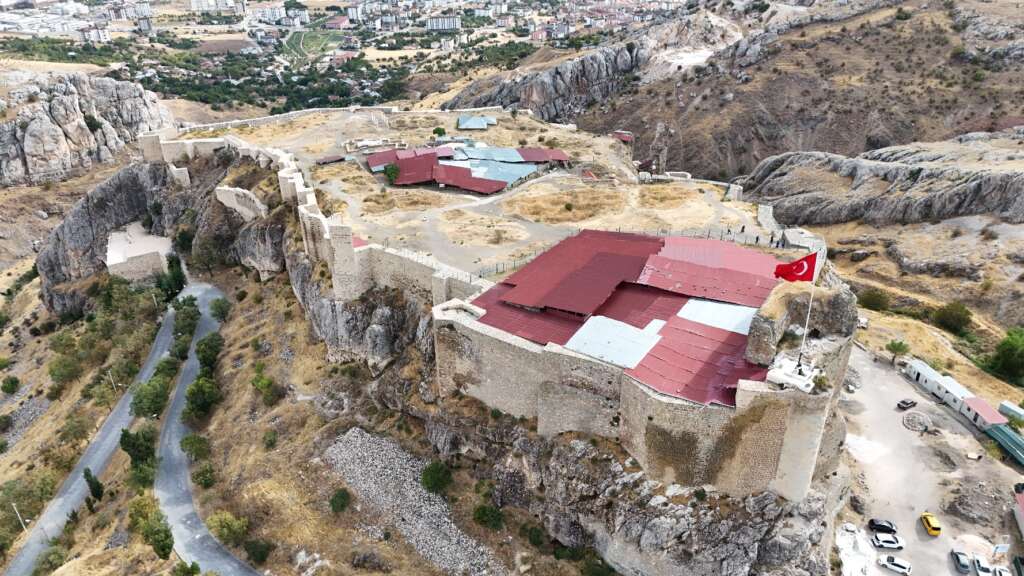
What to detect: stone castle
<box><xmin>139</xmin><ymin>112</ymin><xmax>856</xmax><ymax>504</ymax></box>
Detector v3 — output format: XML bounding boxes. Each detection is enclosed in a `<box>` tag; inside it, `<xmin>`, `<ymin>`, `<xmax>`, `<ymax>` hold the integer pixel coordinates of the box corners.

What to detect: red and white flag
<box><xmin>774</xmin><ymin>252</ymin><xmax>817</xmax><ymax>282</ymax></box>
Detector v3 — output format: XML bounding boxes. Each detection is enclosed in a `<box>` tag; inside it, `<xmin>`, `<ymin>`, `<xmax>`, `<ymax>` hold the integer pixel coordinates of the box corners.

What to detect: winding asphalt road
<box><xmin>153</xmin><ymin>283</ymin><xmax>259</xmax><ymax>576</ymax></box>
<box><xmin>3</xmin><ymin>305</ymin><xmax>179</xmax><ymax>576</ymax></box>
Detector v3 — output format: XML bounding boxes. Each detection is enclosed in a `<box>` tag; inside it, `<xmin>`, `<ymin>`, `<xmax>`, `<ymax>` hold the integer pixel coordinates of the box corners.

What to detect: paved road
<box><xmin>842</xmin><ymin>347</ymin><xmax>1017</xmax><ymax>575</ymax></box>
<box><xmin>3</xmin><ymin>306</ymin><xmax>179</xmax><ymax>576</ymax></box>
<box><xmin>154</xmin><ymin>283</ymin><xmax>259</xmax><ymax>576</ymax></box>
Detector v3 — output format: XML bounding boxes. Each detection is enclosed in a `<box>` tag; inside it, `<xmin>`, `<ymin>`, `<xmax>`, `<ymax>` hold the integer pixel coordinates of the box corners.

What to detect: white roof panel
<box><xmin>564</xmin><ymin>316</ymin><xmax>663</xmax><ymax>368</ymax></box>
<box><xmin>676</xmin><ymin>299</ymin><xmax>758</xmax><ymax>335</ymax></box>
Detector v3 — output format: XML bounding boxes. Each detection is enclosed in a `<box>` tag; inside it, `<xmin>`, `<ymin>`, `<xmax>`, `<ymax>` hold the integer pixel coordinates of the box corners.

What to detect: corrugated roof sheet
<box><xmin>987</xmin><ymin>424</ymin><xmax>1024</xmax><ymax>467</ymax></box>
<box><xmin>454</xmin><ymin>147</ymin><xmax>525</xmax><ymax>163</ymax></box>
<box><xmin>637</xmin><ymin>256</ymin><xmax>777</xmax><ymax>307</ymax></box>
<box><xmin>964</xmin><ymin>397</ymin><xmax>1008</xmax><ymax>425</ymax></box>
<box><xmin>565</xmin><ymin>316</ymin><xmax>664</xmax><ymax>368</ymax></box>
<box><xmin>625</xmin><ymin>316</ymin><xmax>768</xmax><ymax>406</ymax></box>
<box><xmin>439</xmin><ymin>159</ymin><xmax>537</xmax><ymax>185</ymax></box>
<box><xmin>516</xmin><ymin>147</ymin><xmax>570</xmax><ymax>163</ymax></box>
<box><xmin>457</xmin><ymin>115</ymin><xmax>496</xmax><ymax>130</ymax></box>
<box><xmin>658</xmin><ymin>237</ymin><xmax>780</xmax><ymax>278</ymax></box>
<box><xmin>594</xmin><ymin>283</ymin><xmax>688</xmax><ymax>329</ymax></box>
<box><xmin>366</xmin><ymin>148</ymin><xmax>399</xmax><ymax>170</ymax></box>
<box><xmin>432</xmin><ymin>164</ymin><xmax>506</xmax><ymax>195</ymax></box>
<box><xmin>473</xmin><ymin>283</ymin><xmax>583</xmax><ymax>345</ymax></box>
<box><xmin>675</xmin><ymin>299</ymin><xmax>759</xmax><ymax>335</ymax></box>
<box><xmin>393</xmin><ymin>154</ymin><xmax>438</xmax><ymax>185</ymax></box>
<box><xmin>367</xmin><ymin>147</ymin><xmax>452</xmax><ymax>170</ymax></box>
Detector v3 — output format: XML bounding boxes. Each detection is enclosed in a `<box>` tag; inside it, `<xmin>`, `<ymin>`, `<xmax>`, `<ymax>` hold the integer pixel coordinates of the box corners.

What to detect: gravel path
<box><xmin>324</xmin><ymin>427</ymin><xmax>507</xmax><ymax>576</ymax></box>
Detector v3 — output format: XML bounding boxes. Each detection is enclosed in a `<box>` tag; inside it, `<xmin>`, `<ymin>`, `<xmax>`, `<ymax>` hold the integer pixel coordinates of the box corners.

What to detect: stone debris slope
<box><xmin>0</xmin><ymin>73</ymin><xmax>172</xmax><ymax>186</ymax></box>
<box><xmin>324</xmin><ymin>427</ymin><xmax>507</xmax><ymax>576</ymax></box>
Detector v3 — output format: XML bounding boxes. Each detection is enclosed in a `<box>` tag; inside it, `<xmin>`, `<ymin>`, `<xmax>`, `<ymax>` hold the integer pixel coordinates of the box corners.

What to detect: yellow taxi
<box><xmin>920</xmin><ymin>512</ymin><xmax>942</xmax><ymax>536</ymax></box>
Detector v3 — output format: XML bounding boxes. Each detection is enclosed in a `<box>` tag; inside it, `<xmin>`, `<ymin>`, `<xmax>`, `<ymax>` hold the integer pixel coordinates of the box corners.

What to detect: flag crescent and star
<box><xmin>774</xmin><ymin>252</ymin><xmax>818</xmax><ymax>282</ymax></box>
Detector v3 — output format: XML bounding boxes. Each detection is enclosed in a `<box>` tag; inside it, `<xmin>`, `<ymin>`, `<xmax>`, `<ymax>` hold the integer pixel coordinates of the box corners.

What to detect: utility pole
<box><xmin>10</xmin><ymin>503</ymin><xmax>27</xmax><ymax>532</ymax></box>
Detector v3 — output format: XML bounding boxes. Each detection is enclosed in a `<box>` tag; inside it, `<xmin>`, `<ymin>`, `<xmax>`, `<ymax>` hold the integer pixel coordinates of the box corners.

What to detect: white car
<box><xmin>871</xmin><ymin>533</ymin><xmax>905</xmax><ymax>550</ymax></box>
<box><xmin>878</xmin><ymin>555</ymin><xmax>913</xmax><ymax>575</ymax></box>
<box><xmin>975</xmin><ymin>556</ymin><xmax>994</xmax><ymax>576</ymax></box>
<box><xmin>993</xmin><ymin>567</ymin><xmax>1011</xmax><ymax>576</ymax></box>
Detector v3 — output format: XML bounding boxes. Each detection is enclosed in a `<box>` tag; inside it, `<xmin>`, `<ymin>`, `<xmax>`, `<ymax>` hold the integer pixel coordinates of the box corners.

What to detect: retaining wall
<box><xmin>215</xmin><ymin>186</ymin><xmax>268</xmax><ymax>222</ymax></box>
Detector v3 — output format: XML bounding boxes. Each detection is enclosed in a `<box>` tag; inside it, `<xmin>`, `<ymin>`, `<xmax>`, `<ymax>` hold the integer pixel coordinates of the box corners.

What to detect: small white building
<box><xmin>79</xmin><ymin>25</ymin><xmax>111</xmax><ymax>43</ymax></box>
<box><xmin>999</xmin><ymin>400</ymin><xmax>1024</xmax><ymax>422</ymax></box>
<box><xmin>905</xmin><ymin>358</ymin><xmax>974</xmax><ymax>412</ymax></box>
<box><xmin>105</xmin><ymin>221</ymin><xmax>173</xmax><ymax>283</ymax></box>
<box><xmin>961</xmin><ymin>397</ymin><xmax>1008</xmax><ymax>431</ymax></box>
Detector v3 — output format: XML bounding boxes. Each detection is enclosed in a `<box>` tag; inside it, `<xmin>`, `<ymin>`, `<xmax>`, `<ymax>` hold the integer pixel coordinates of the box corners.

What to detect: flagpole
<box><xmin>797</xmin><ymin>280</ymin><xmax>815</xmax><ymax>370</ymax></box>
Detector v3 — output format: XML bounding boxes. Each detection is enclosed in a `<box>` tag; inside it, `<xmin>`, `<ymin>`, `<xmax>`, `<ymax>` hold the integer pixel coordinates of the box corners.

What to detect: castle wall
<box><xmin>107</xmin><ymin>251</ymin><xmax>167</xmax><ymax>283</ymax></box>
<box><xmin>215</xmin><ymin>186</ymin><xmax>269</xmax><ymax>222</ymax></box>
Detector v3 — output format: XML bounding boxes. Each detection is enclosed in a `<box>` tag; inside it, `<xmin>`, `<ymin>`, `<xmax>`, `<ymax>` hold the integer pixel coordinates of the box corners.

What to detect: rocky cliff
<box><xmin>443</xmin><ymin>42</ymin><xmax>647</xmax><ymax>122</ymax></box>
<box><xmin>741</xmin><ymin>127</ymin><xmax>1024</xmax><ymax>226</ymax></box>
<box><xmin>36</xmin><ymin>153</ymin><xmax>285</xmax><ymax>316</ymax></box>
<box><xmin>0</xmin><ymin>73</ymin><xmax>173</xmax><ymax>187</ymax></box>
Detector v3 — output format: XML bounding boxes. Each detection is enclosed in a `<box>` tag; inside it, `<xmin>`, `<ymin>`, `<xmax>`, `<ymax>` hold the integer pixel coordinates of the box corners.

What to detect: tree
<box><xmin>885</xmin><ymin>340</ymin><xmax>910</xmax><ymax>365</ymax></box>
<box><xmin>191</xmin><ymin>462</ymin><xmax>216</xmax><ymax>489</ymax></box>
<box><xmin>210</xmin><ymin>298</ymin><xmax>232</xmax><ymax>322</ymax></box>
<box><xmin>933</xmin><ymin>301</ymin><xmax>972</xmax><ymax>335</ymax></box>
<box><xmin>432</xmin><ymin>127</ymin><xmax>446</xmax><ymax>137</ymax></box>
<box><xmin>83</xmin><ymin>468</ymin><xmax>104</xmax><ymax>501</ymax></box>
<box><xmin>181</xmin><ymin>433</ymin><xmax>211</xmax><ymax>461</ymax></box>
<box><xmin>172</xmin><ymin>562</ymin><xmax>201</xmax><ymax>576</ymax></box>
<box><xmin>383</xmin><ymin>163</ymin><xmax>399</xmax><ymax>185</ymax></box>
<box><xmin>184</xmin><ymin>376</ymin><xmax>222</xmax><ymax>420</ymax></box>
<box><xmin>192</xmin><ymin>238</ymin><xmax>220</xmax><ymax>273</ymax></box>
<box><xmin>208</xmin><ymin>510</ymin><xmax>248</xmax><ymax>546</ymax></box>
<box><xmin>858</xmin><ymin>288</ymin><xmax>890</xmax><ymax>312</ymax></box>
<box><xmin>329</xmin><ymin>488</ymin><xmax>351</xmax><ymax>513</ymax></box>
<box><xmin>60</xmin><ymin>412</ymin><xmax>94</xmax><ymax>444</ymax></box>
<box><xmin>473</xmin><ymin>504</ymin><xmax>504</xmax><ymax>530</ymax></box>
<box><xmin>421</xmin><ymin>460</ymin><xmax>452</xmax><ymax>494</ymax></box>
<box><xmin>244</xmin><ymin>539</ymin><xmax>275</xmax><ymax>565</ymax></box>
<box><xmin>143</xmin><ymin>512</ymin><xmax>174</xmax><ymax>559</ymax></box>
<box><xmin>120</xmin><ymin>425</ymin><xmax>158</xmax><ymax>468</ymax></box>
<box><xmin>1</xmin><ymin>376</ymin><xmax>19</xmax><ymax>394</ymax></box>
<box><xmin>195</xmin><ymin>332</ymin><xmax>224</xmax><ymax>372</ymax></box>
<box><xmin>991</xmin><ymin>328</ymin><xmax>1024</xmax><ymax>384</ymax></box>
<box><xmin>173</xmin><ymin>296</ymin><xmax>201</xmax><ymax>337</ymax></box>
<box><xmin>48</xmin><ymin>355</ymin><xmax>83</xmax><ymax>385</ymax></box>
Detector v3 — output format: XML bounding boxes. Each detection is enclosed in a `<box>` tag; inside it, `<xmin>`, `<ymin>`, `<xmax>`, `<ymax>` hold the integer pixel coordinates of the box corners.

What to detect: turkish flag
<box><xmin>774</xmin><ymin>252</ymin><xmax>817</xmax><ymax>282</ymax></box>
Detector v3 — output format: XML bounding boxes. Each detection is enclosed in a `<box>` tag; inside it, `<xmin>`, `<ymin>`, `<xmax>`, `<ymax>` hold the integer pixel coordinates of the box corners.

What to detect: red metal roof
<box><xmin>501</xmin><ymin>231</ymin><xmax>663</xmax><ymax>310</ymax></box>
<box><xmin>612</xmin><ymin>131</ymin><xmax>634</xmax><ymax>143</ymax></box>
<box><xmin>366</xmin><ymin>149</ymin><xmax>399</xmax><ymax>169</ymax></box>
<box><xmin>595</xmin><ymin>283</ymin><xmax>688</xmax><ymax>329</ymax></box>
<box><xmin>658</xmin><ymin>237</ymin><xmax>779</xmax><ymax>279</ymax></box>
<box><xmin>473</xmin><ymin>283</ymin><xmax>583</xmax><ymax>345</ymax></box>
<box><xmin>393</xmin><ymin>154</ymin><xmax>438</xmax><ymax>185</ymax></box>
<box><xmin>625</xmin><ymin>316</ymin><xmax>768</xmax><ymax>406</ymax></box>
<box><xmin>352</xmin><ymin>235</ymin><xmax>368</xmax><ymax>248</ymax></box>
<box><xmin>432</xmin><ymin>164</ymin><xmax>506</xmax><ymax>195</ymax></box>
<box><xmin>964</xmin><ymin>397</ymin><xmax>1009</xmax><ymax>425</ymax></box>
<box><xmin>516</xmin><ymin>148</ymin><xmax>570</xmax><ymax>163</ymax></box>
<box><xmin>637</xmin><ymin>256</ymin><xmax>778</xmax><ymax>308</ymax></box>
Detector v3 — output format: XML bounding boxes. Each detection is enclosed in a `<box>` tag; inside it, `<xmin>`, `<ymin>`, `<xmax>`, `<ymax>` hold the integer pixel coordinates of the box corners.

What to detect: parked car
<box><xmin>920</xmin><ymin>512</ymin><xmax>942</xmax><ymax>536</ymax></box>
<box><xmin>1012</xmin><ymin>556</ymin><xmax>1024</xmax><ymax>576</ymax></box>
<box><xmin>869</xmin><ymin>518</ymin><xmax>898</xmax><ymax>534</ymax></box>
<box><xmin>975</xmin><ymin>556</ymin><xmax>995</xmax><ymax>576</ymax></box>
<box><xmin>950</xmin><ymin>550</ymin><xmax>971</xmax><ymax>574</ymax></box>
<box><xmin>897</xmin><ymin>399</ymin><xmax>917</xmax><ymax>410</ymax></box>
<box><xmin>879</xmin><ymin>555</ymin><xmax>913</xmax><ymax>575</ymax></box>
<box><xmin>995</xmin><ymin>567</ymin><xmax>1012</xmax><ymax>576</ymax></box>
<box><xmin>871</xmin><ymin>533</ymin><xmax>905</xmax><ymax>550</ymax></box>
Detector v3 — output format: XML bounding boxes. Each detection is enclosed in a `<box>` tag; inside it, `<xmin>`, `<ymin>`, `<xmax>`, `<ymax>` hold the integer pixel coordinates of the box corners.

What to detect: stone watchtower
<box><xmin>327</xmin><ymin>218</ymin><xmax>367</xmax><ymax>302</ymax></box>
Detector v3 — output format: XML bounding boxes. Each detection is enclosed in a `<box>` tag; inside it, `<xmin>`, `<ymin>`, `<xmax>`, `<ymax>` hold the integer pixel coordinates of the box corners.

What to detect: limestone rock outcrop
<box><xmin>443</xmin><ymin>42</ymin><xmax>646</xmax><ymax>122</ymax></box>
<box><xmin>0</xmin><ymin>74</ymin><xmax>173</xmax><ymax>187</ymax></box>
<box><xmin>741</xmin><ymin>127</ymin><xmax>1024</xmax><ymax>226</ymax></box>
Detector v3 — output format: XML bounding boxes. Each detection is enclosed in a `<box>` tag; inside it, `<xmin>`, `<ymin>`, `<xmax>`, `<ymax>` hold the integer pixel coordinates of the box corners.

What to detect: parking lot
<box><xmin>839</xmin><ymin>346</ymin><xmax>1019</xmax><ymax>575</ymax></box>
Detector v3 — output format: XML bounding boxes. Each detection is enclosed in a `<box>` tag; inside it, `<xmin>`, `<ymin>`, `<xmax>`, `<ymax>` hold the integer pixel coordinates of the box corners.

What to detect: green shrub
<box><xmin>172</xmin><ymin>335</ymin><xmax>191</xmax><ymax>360</ymax></box>
<box><xmin>243</xmin><ymin>539</ymin><xmax>275</xmax><ymax>564</ymax></box>
<box><xmin>195</xmin><ymin>332</ymin><xmax>224</xmax><ymax>372</ymax></box>
<box><xmin>991</xmin><ymin>328</ymin><xmax>1024</xmax><ymax>384</ymax></box>
<box><xmin>131</xmin><ymin>372</ymin><xmax>173</xmax><ymax>418</ymax></box>
<box><xmin>172</xmin><ymin>561</ymin><xmax>201</xmax><ymax>576</ymax></box>
<box><xmin>83</xmin><ymin>114</ymin><xmax>103</xmax><ymax>132</ymax></box>
<box><xmin>180</xmin><ymin>433</ymin><xmax>211</xmax><ymax>460</ymax></box>
<box><xmin>83</xmin><ymin>467</ymin><xmax>104</xmax><ymax>501</ymax></box>
<box><xmin>933</xmin><ymin>301</ymin><xmax>972</xmax><ymax>335</ymax></box>
<box><xmin>421</xmin><ymin>460</ymin><xmax>452</xmax><ymax>494</ymax></box>
<box><xmin>0</xmin><ymin>357</ymin><xmax>9</xmax><ymax>370</ymax></box>
<box><xmin>581</xmin><ymin>557</ymin><xmax>617</xmax><ymax>576</ymax></box>
<box><xmin>48</xmin><ymin>354</ymin><xmax>82</xmax><ymax>385</ymax></box>
<box><xmin>172</xmin><ymin>296</ymin><xmax>201</xmax><ymax>337</ymax></box>
<box><xmin>208</xmin><ymin>510</ymin><xmax>248</xmax><ymax>546</ymax></box>
<box><xmin>1</xmin><ymin>376</ymin><xmax>19</xmax><ymax>394</ymax></box>
<box><xmin>330</xmin><ymin>488</ymin><xmax>351</xmax><ymax>513</ymax></box>
<box><xmin>0</xmin><ymin>414</ymin><xmax>12</xmax><ymax>432</ymax></box>
<box><xmin>128</xmin><ymin>495</ymin><xmax>174</xmax><ymax>559</ymax></box>
<box><xmin>191</xmin><ymin>462</ymin><xmax>216</xmax><ymax>489</ymax></box>
<box><xmin>857</xmin><ymin>288</ymin><xmax>890</xmax><ymax>311</ymax></box>
<box><xmin>263</xmin><ymin>429</ymin><xmax>277</xmax><ymax>450</ymax></box>
<box><xmin>472</xmin><ymin>504</ymin><xmax>504</xmax><ymax>530</ymax></box>
<box><xmin>251</xmin><ymin>369</ymin><xmax>283</xmax><ymax>406</ymax></box>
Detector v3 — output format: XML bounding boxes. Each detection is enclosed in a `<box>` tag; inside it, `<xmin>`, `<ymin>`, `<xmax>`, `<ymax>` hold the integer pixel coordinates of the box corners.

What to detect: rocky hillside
<box><xmin>442</xmin><ymin>11</ymin><xmax>739</xmax><ymax>122</ymax></box>
<box><xmin>741</xmin><ymin>127</ymin><xmax>1024</xmax><ymax>226</ymax></box>
<box><xmin>574</xmin><ymin>0</ymin><xmax>1024</xmax><ymax>178</ymax></box>
<box><xmin>0</xmin><ymin>73</ymin><xmax>172</xmax><ymax>187</ymax></box>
